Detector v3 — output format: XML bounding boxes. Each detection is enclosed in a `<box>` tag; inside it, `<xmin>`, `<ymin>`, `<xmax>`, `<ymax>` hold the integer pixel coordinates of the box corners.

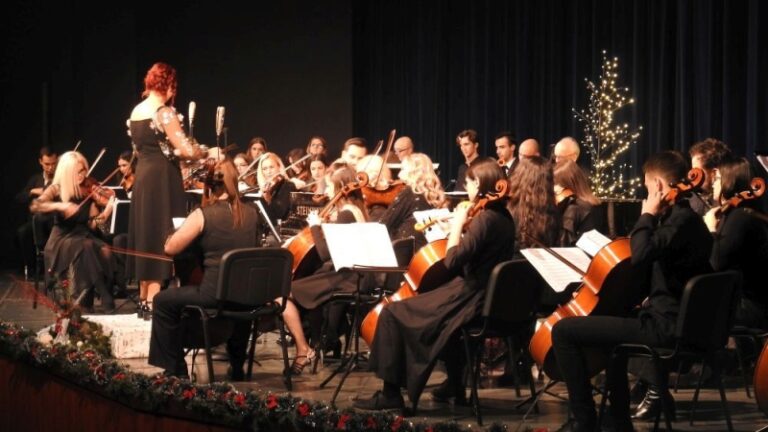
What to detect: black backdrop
<box><xmin>352</xmin><ymin>0</ymin><xmax>768</xmax><ymax>182</ymax></box>
<box><xmin>2</xmin><ymin>0</ymin><xmax>767</xmax><ymax>269</ymax></box>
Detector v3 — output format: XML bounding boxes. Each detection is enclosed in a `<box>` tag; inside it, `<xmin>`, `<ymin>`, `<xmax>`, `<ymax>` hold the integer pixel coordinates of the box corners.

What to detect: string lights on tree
<box><xmin>573</xmin><ymin>51</ymin><xmax>642</xmax><ymax>199</ymax></box>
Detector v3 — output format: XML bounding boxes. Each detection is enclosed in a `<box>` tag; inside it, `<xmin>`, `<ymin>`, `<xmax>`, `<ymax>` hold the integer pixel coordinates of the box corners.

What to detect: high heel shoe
<box><xmin>287</xmin><ymin>349</ymin><xmax>316</xmax><ymax>376</ymax></box>
<box><xmin>137</xmin><ymin>300</ymin><xmax>147</xmax><ymax>319</ymax></box>
<box><xmin>142</xmin><ymin>302</ymin><xmax>152</xmax><ymax>321</ymax></box>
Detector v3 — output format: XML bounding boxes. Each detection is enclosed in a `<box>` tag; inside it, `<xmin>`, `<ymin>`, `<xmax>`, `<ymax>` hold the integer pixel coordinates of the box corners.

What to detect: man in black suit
<box><xmin>494</xmin><ymin>131</ymin><xmax>518</xmax><ymax>177</ymax></box>
<box><xmin>454</xmin><ymin>129</ymin><xmax>482</xmax><ymax>191</ymax></box>
<box><xmin>15</xmin><ymin>147</ymin><xmax>58</xmax><ymax>274</ymax></box>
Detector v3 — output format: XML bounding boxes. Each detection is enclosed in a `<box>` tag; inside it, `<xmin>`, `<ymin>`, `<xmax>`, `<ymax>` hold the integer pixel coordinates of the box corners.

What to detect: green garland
<box><xmin>0</xmin><ymin>321</ymin><xmax>513</xmax><ymax>432</ymax></box>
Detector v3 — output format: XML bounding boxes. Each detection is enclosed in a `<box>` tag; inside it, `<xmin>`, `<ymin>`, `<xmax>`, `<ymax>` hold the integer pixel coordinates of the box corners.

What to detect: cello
<box><xmin>285</xmin><ymin>172</ymin><xmax>369</xmax><ymax>279</ymax></box>
<box><xmin>360</xmin><ymin>179</ymin><xmax>509</xmax><ymax>345</ymax></box>
<box><xmin>529</xmin><ymin>168</ymin><xmax>706</xmax><ymax>379</ymax></box>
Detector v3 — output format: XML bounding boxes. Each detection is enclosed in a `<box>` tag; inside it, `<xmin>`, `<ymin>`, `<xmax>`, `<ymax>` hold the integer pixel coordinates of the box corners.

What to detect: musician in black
<box><xmin>257</xmin><ymin>152</ymin><xmax>297</xmax><ymax>230</ymax></box>
<box><xmin>551</xmin><ymin>151</ymin><xmax>712</xmax><ymax>432</ymax></box>
<box><xmin>688</xmin><ymin>138</ymin><xmax>732</xmax><ymax>215</ymax></box>
<box><xmin>554</xmin><ymin>160</ymin><xmax>601</xmax><ymax>246</ymax></box>
<box><xmin>705</xmin><ymin>156</ymin><xmax>768</xmax><ymax>329</ymax></box>
<box><xmin>354</xmin><ymin>159</ymin><xmax>516</xmax><ymax>412</ymax></box>
<box><xmin>149</xmin><ymin>159</ymin><xmax>260</xmax><ymax>379</ymax></box>
<box><xmin>16</xmin><ymin>146</ymin><xmax>58</xmax><ymax>274</ymax></box>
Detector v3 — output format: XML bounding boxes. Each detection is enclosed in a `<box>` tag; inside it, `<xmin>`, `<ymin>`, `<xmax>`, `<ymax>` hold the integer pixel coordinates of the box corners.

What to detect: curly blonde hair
<box><xmin>399</xmin><ymin>153</ymin><xmax>447</xmax><ymax>208</ymax></box>
<box><xmin>507</xmin><ymin>156</ymin><xmax>559</xmax><ymax>248</ymax></box>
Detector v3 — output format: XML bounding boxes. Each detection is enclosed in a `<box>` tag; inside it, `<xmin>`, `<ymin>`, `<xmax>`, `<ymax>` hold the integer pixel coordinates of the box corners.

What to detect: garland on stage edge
<box><xmin>0</xmin><ymin>320</ymin><xmax>512</xmax><ymax>432</ymax></box>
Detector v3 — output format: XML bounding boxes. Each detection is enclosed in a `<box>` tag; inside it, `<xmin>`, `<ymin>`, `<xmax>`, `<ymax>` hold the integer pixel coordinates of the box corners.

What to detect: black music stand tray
<box><xmin>319</xmin><ymin>265</ymin><xmax>408</xmax><ymax>407</ymax></box>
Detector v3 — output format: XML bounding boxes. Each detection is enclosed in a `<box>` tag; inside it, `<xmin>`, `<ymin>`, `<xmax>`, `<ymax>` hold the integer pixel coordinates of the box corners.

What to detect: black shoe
<box><xmin>555</xmin><ymin>418</ymin><xmax>597</xmax><ymax>432</ymax></box>
<box><xmin>227</xmin><ymin>365</ymin><xmax>245</xmax><ymax>381</ymax></box>
<box><xmin>631</xmin><ymin>388</ymin><xmax>675</xmax><ymax>422</ymax></box>
<box><xmin>629</xmin><ymin>380</ymin><xmax>648</xmax><ymax>404</ymax></box>
<box><xmin>353</xmin><ymin>390</ymin><xmax>405</xmax><ymax>411</ymax></box>
<box><xmin>430</xmin><ymin>379</ymin><xmax>468</xmax><ymax>405</ymax></box>
<box><xmin>600</xmin><ymin>412</ymin><xmax>635</xmax><ymax>432</ymax></box>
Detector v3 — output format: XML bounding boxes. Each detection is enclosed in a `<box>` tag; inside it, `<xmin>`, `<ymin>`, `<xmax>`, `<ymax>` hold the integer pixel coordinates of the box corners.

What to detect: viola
<box><xmin>363</xmin><ymin>180</ymin><xmax>406</xmax><ymax>208</ymax></box>
<box><xmin>360</xmin><ymin>179</ymin><xmax>508</xmax><ymax>346</ymax></box>
<box><xmin>285</xmin><ymin>172</ymin><xmax>369</xmax><ymax>279</ymax></box>
<box><xmin>661</xmin><ymin>167</ymin><xmax>705</xmax><ymax>207</ymax></box>
<box><xmin>263</xmin><ymin>174</ymin><xmax>285</xmax><ymax>203</ymax></box>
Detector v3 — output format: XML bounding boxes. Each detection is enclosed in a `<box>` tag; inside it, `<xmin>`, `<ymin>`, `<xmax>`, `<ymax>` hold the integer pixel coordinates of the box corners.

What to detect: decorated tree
<box><xmin>574</xmin><ymin>51</ymin><xmax>642</xmax><ymax>199</ymax></box>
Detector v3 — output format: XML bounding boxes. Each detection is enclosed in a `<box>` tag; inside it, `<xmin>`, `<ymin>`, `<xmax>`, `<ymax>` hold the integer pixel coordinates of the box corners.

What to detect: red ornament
<box><xmin>365</xmin><ymin>416</ymin><xmax>376</xmax><ymax>429</ymax></box>
<box><xmin>233</xmin><ymin>393</ymin><xmax>246</xmax><ymax>407</ymax></box>
<box><xmin>182</xmin><ymin>388</ymin><xmax>197</xmax><ymax>400</ymax></box>
<box><xmin>266</xmin><ymin>394</ymin><xmax>278</xmax><ymax>410</ymax></box>
<box><xmin>297</xmin><ymin>402</ymin><xmax>310</xmax><ymax>417</ymax></box>
<box><xmin>112</xmin><ymin>372</ymin><xmax>126</xmax><ymax>381</ymax></box>
<box><xmin>391</xmin><ymin>416</ymin><xmax>403</xmax><ymax>431</ymax></box>
<box><xmin>337</xmin><ymin>413</ymin><xmax>351</xmax><ymax>429</ymax></box>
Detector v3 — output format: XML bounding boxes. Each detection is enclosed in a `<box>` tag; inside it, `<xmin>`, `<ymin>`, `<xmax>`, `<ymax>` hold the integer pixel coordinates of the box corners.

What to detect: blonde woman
<box><xmin>257</xmin><ymin>152</ymin><xmax>297</xmax><ymax>227</ymax></box>
<box><xmin>30</xmin><ymin>151</ymin><xmax>115</xmax><ymax>312</ymax></box>
<box><xmin>378</xmin><ymin>152</ymin><xmax>447</xmax><ymax>248</ymax></box>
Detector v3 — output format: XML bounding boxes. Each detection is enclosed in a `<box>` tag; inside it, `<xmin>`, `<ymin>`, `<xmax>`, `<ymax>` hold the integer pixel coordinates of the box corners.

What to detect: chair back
<box><xmin>382</xmin><ymin>237</ymin><xmax>416</xmax><ymax>292</ymax></box>
<box><xmin>482</xmin><ymin>259</ymin><xmax>543</xmax><ymax>325</ymax></box>
<box><xmin>215</xmin><ymin>248</ymin><xmax>293</xmax><ymax>307</ymax></box>
<box><xmin>676</xmin><ymin>270</ymin><xmax>741</xmax><ymax>351</ymax></box>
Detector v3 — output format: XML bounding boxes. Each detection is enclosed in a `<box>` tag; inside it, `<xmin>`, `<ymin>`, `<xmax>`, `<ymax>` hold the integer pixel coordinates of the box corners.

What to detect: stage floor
<box><xmin>1</xmin><ymin>272</ymin><xmax>766</xmax><ymax>431</ymax></box>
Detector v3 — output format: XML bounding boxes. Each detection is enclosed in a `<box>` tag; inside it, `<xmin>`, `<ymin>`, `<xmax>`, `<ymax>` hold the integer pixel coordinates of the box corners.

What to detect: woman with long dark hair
<box><xmin>149</xmin><ymin>159</ymin><xmax>261</xmax><ymax>379</ymax></box>
<box><xmin>507</xmin><ymin>156</ymin><xmax>560</xmax><ymax>249</ymax></box>
<box><xmin>554</xmin><ymin>160</ymin><xmax>601</xmax><ymax>246</ymax></box>
<box><xmin>354</xmin><ymin>159</ymin><xmax>516</xmax><ymax>411</ymax></box>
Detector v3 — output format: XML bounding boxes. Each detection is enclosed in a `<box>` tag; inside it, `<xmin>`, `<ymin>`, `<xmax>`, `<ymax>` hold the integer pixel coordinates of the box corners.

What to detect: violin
<box><xmin>263</xmin><ymin>174</ymin><xmax>285</xmax><ymax>203</ymax></box>
<box><xmin>119</xmin><ymin>172</ymin><xmax>135</xmax><ymax>192</ymax></box>
<box><xmin>414</xmin><ymin>180</ymin><xmax>508</xmax><ymax>233</ymax></box>
<box><xmin>497</xmin><ymin>157</ymin><xmax>506</xmax><ymax>167</ymax></box>
<box><xmin>361</xmin><ymin>179</ymin><xmax>508</xmax><ymax>345</ymax></box>
<box><xmin>80</xmin><ymin>176</ymin><xmax>116</xmax><ymax>208</ymax></box>
<box><xmin>363</xmin><ymin>180</ymin><xmax>406</xmax><ymax>208</ymax></box>
<box><xmin>286</xmin><ymin>172</ymin><xmax>369</xmax><ymax>278</ymax></box>
<box><xmin>661</xmin><ymin>167</ymin><xmax>706</xmax><ymax>206</ymax></box>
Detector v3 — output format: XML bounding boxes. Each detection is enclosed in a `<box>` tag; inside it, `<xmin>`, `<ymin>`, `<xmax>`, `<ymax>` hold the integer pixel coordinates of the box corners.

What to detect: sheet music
<box><xmin>322</xmin><ymin>223</ymin><xmax>398</xmax><ymax>271</ymax></box>
<box><xmin>413</xmin><ymin>208</ymin><xmax>451</xmax><ymax>242</ymax></box>
<box><xmin>575</xmin><ymin>229</ymin><xmax>612</xmax><ymax>257</ymax></box>
<box><xmin>520</xmin><ymin>247</ymin><xmax>590</xmax><ymax>293</ymax></box>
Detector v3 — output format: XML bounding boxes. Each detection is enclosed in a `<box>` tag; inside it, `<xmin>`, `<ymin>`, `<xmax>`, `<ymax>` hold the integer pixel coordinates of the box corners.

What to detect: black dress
<box><xmin>557</xmin><ymin>196</ymin><xmax>599</xmax><ymax>246</ymax></box>
<box><xmin>43</xmin><ymin>188</ymin><xmax>113</xmax><ymax>306</ymax></box>
<box><xmin>290</xmin><ymin>210</ymin><xmax>359</xmax><ymax>309</ymax></box>
<box><xmin>264</xmin><ymin>180</ymin><xmax>296</xmax><ymax>227</ymax></box>
<box><xmin>127</xmin><ymin>108</ymin><xmax>187</xmax><ymax>281</ymax></box>
<box><xmin>368</xmin><ymin>202</ymin><xmax>516</xmax><ymax>404</ymax></box>
<box><xmin>149</xmin><ymin>201</ymin><xmax>260</xmax><ymax>373</ymax></box>
<box><xmin>378</xmin><ymin>186</ymin><xmax>435</xmax><ymax>250</ymax></box>
<box><xmin>711</xmin><ymin>207</ymin><xmax>768</xmax><ymax>328</ymax></box>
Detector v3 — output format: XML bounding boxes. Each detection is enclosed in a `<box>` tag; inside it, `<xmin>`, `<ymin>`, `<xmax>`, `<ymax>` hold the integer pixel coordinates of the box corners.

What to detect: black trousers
<box><xmin>551</xmin><ymin>315</ymin><xmax>673</xmax><ymax>423</ymax></box>
<box><xmin>149</xmin><ymin>285</ymin><xmax>251</xmax><ymax>374</ymax></box>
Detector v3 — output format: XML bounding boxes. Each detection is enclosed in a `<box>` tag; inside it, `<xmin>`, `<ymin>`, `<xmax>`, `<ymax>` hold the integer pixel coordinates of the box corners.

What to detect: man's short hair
<box><xmin>688</xmin><ymin>138</ymin><xmax>731</xmax><ymax>170</ymax></box>
<box><xmin>343</xmin><ymin>137</ymin><xmax>367</xmax><ymax>151</ymax></box>
<box><xmin>494</xmin><ymin>131</ymin><xmax>517</xmax><ymax>146</ymax></box>
<box><xmin>456</xmin><ymin>129</ymin><xmax>478</xmax><ymax>145</ymax></box>
<box><xmin>643</xmin><ymin>150</ymin><xmax>688</xmax><ymax>184</ymax></box>
<box><xmin>40</xmin><ymin>146</ymin><xmax>57</xmax><ymax>158</ymax></box>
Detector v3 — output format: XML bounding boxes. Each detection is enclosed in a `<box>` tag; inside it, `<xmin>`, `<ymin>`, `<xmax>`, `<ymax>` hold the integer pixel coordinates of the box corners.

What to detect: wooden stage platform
<box><xmin>0</xmin><ymin>272</ymin><xmax>766</xmax><ymax>431</ymax></box>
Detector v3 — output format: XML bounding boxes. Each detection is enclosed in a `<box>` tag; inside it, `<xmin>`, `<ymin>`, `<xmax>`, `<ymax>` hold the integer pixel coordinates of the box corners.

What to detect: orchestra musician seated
<box><xmin>704</xmin><ymin>156</ymin><xmax>768</xmax><ymax>330</ymax></box>
<box><xmin>149</xmin><ymin>159</ymin><xmax>261</xmax><ymax>380</ymax></box>
<box><xmin>303</xmin><ymin>155</ymin><xmax>328</xmax><ymax>196</ymax></box>
<box><xmin>257</xmin><ymin>152</ymin><xmax>297</xmax><ymax>236</ymax></box>
<box><xmin>30</xmin><ymin>151</ymin><xmax>116</xmax><ymax>313</ymax></box>
<box><xmin>356</xmin><ymin>154</ymin><xmax>394</xmax><ymax>220</ymax></box>
<box><xmin>276</xmin><ymin>166</ymin><xmax>369</xmax><ymax>374</ymax></box>
<box><xmin>285</xmin><ymin>148</ymin><xmax>311</xmax><ymax>189</ymax></box>
<box><xmin>554</xmin><ymin>160</ymin><xmax>601</xmax><ymax>246</ymax></box>
<box><xmin>354</xmin><ymin>159</ymin><xmax>516</xmax><ymax>412</ymax></box>
<box><xmin>550</xmin><ymin>151</ymin><xmax>713</xmax><ymax>432</ymax></box>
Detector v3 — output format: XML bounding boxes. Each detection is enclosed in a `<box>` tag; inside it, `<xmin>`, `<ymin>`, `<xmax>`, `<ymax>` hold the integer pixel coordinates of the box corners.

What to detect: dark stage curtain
<box><xmin>352</xmin><ymin>0</ymin><xmax>768</xmax><ymax>186</ymax></box>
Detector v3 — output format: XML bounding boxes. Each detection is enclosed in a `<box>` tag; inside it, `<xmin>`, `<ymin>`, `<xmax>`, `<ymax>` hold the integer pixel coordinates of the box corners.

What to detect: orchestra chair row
<box><xmin>597</xmin><ymin>270</ymin><xmax>742</xmax><ymax>432</ymax></box>
<box><xmin>181</xmin><ymin>248</ymin><xmax>294</xmax><ymax>390</ymax></box>
<box><xmin>460</xmin><ymin>258</ymin><xmax>545</xmax><ymax>426</ymax></box>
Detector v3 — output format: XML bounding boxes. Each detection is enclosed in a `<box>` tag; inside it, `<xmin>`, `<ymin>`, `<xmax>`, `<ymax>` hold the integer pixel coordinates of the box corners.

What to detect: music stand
<box><xmin>319</xmin><ymin>265</ymin><xmax>408</xmax><ymax>407</ymax></box>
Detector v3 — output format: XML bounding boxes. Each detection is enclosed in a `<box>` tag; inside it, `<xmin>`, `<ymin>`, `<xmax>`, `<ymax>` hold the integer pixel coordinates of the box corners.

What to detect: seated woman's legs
<box><xmin>276</xmin><ymin>297</ymin><xmax>315</xmax><ymax>374</ymax></box>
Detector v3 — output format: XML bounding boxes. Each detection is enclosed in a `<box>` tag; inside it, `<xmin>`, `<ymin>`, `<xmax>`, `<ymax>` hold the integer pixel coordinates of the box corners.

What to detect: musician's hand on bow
<box><xmin>451</xmin><ymin>201</ymin><xmax>472</xmax><ymax>229</ymax></box>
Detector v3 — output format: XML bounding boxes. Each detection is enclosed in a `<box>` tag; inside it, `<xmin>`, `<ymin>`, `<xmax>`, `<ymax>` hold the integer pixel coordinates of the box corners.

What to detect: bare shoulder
<box><xmin>129</xmin><ymin>99</ymin><xmax>163</xmax><ymax>121</ymax></box>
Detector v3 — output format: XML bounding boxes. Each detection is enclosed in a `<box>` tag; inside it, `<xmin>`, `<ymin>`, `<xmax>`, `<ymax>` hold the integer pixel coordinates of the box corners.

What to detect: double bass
<box><xmin>529</xmin><ymin>168</ymin><xmax>706</xmax><ymax>379</ymax></box>
<box><xmin>285</xmin><ymin>172</ymin><xmax>369</xmax><ymax>279</ymax></box>
<box><xmin>360</xmin><ymin>179</ymin><xmax>509</xmax><ymax>346</ymax></box>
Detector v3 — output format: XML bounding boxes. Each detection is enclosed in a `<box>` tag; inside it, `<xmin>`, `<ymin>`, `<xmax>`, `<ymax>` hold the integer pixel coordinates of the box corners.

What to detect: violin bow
<box><xmin>87</xmin><ymin>148</ymin><xmax>107</xmax><ymax>176</ymax></box>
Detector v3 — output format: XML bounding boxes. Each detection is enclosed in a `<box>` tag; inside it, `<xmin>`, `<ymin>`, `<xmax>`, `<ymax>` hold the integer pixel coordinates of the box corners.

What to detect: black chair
<box><xmin>460</xmin><ymin>259</ymin><xmax>544</xmax><ymax>426</ymax></box>
<box><xmin>597</xmin><ymin>271</ymin><xmax>742</xmax><ymax>432</ymax></box>
<box><xmin>318</xmin><ymin>237</ymin><xmax>415</xmax><ymax>406</ymax></box>
<box><xmin>729</xmin><ymin>325</ymin><xmax>768</xmax><ymax>399</ymax></box>
<box><xmin>182</xmin><ymin>247</ymin><xmax>294</xmax><ymax>389</ymax></box>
